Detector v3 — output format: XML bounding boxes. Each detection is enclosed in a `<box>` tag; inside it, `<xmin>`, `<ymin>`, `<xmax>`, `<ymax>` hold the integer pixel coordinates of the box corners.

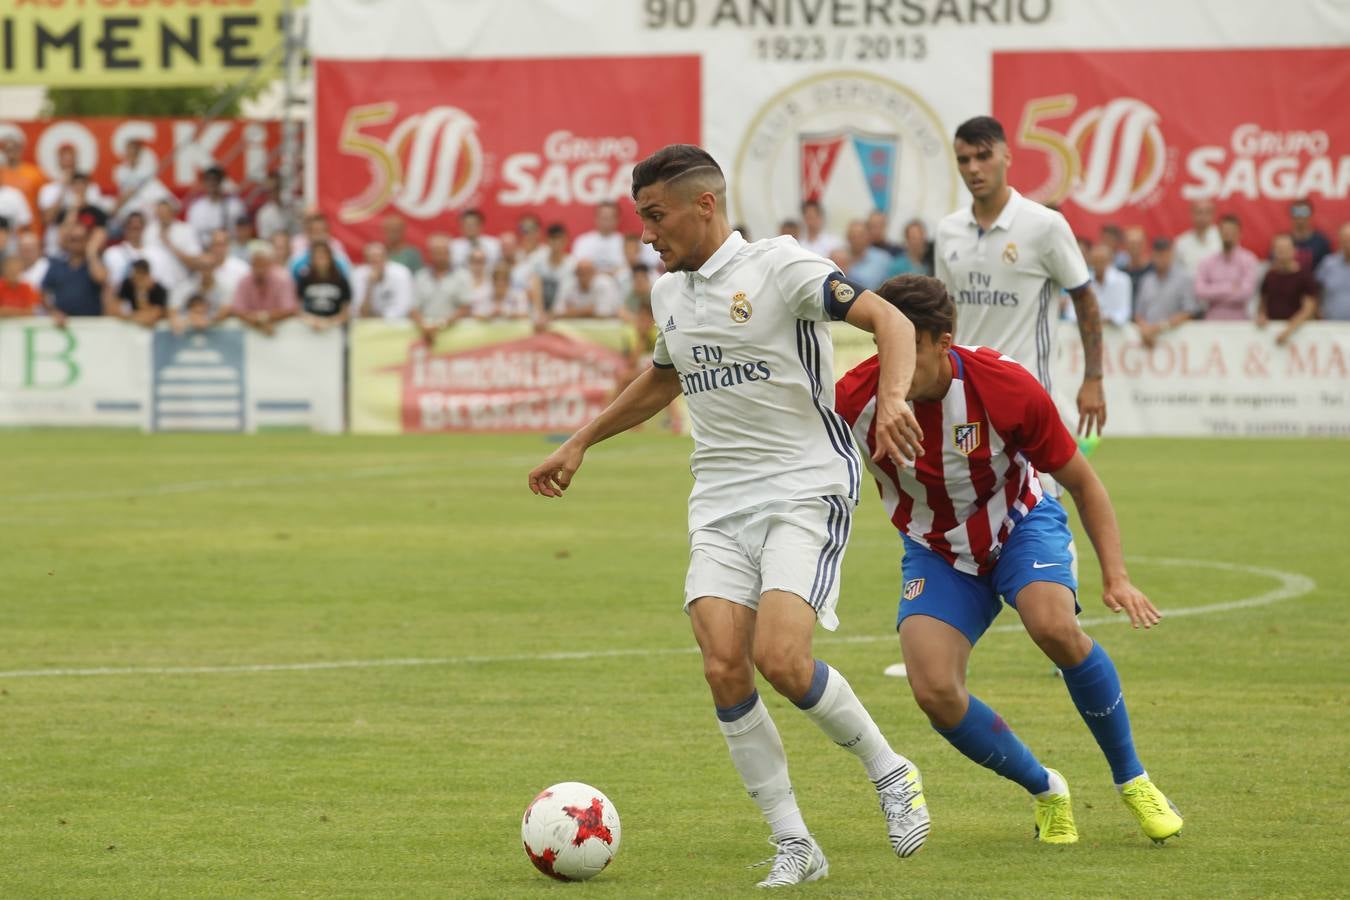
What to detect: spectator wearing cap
<box><xmin>1195</xmin><ymin>214</ymin><xmax>1260</xmax><ymax>320</ymax></box>
<box><xmin>115</xmin><ymin>258</ymin><xmax>169</xmax><ymax>329</ymax></box>
<box><xmin>41</xmin><ymin>222</ymin><xmax>110</xmax><ymax>326</ymax></box>
<box><xmin>1134</xmin><ymin>237</ymin><xmax>1200</xmax><ymax>349</ymax></box>
<box><xmin>1314</xmin><ymin>222</ymin><xmax>1350</xmax><ymax>321</ymax></box>
<box><xmin>1173</xmin><ymin>198</ymin><xmax>1221</xmax><ymax>273</ymax></box>
<box><xmin>0</xmin><ymin>252</ymin><xmax>40</xmax><ymax>316</ymax></box>
<box><xmin>450</xmin><ymin>208</ymin><xmax>501</xmax><ymax>269</ymax></box>
<box><xmin>186</xmin><ymin>165</ymin><xmax>247</xmax><ymax>246</ymax></box>
<box><xmin>229</xmin><ymin>241</ymin><xmax>298</xmax><ymax>335</ymax></box>
<box><xmin>382</xmin><ymin>213</ymin><xmax>423</xmax><ymax>273</ymax></box>
<box><xmin>1288</xmin><ymin>199</ymin><xmax>1331</xmax><ymax>271</ymax></box>
<box><xmin>1258</xmin><ymin>233</ymin><xmax>1320</xmax><ymax>345</ymax></box>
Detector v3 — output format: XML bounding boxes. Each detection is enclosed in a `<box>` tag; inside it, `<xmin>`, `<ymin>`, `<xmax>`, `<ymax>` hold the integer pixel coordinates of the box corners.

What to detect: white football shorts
<box><xmin>683</xmin><ymin>495</ymin><xmax>853</xmax><ymax>631</ymax></box>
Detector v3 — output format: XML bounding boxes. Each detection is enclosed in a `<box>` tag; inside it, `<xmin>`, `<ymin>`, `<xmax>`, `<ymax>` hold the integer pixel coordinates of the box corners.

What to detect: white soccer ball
<box><xmin>521</xmin><ymin>781</ymin><xmax>621</xmax><ymax>882</ymax></box>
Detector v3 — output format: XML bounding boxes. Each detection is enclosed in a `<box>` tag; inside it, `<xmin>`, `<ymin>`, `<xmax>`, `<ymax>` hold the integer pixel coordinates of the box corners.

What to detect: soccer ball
<box><xmin>521</xmin><ymin>781</ymin><xmax>621</xmax><ymax>881</ymax></box>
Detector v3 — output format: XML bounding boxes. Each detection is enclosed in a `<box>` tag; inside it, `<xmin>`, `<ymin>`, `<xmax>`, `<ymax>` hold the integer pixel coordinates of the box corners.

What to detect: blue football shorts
<box><xmin>895</xmin><ymin>495</ymin><xmax>1080</xmax><ymax>645</ymax></box>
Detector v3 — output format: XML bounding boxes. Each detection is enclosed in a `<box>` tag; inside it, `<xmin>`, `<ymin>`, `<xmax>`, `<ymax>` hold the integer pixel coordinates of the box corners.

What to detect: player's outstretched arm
<box><xmin>1052</xmin><ymin>452</ymin><xmax>1161</xmax><ymax>630</ymax></box>
<box><xmin>527</xmin><ymin>365</ymin><xmax>682</xmax><ymax>498</ymax></box>
<box><xmin>1067</xmin><ymin>283</ymin><xmax>1107</xmax><ymax>438</ymax></box>
<box><xmin>843</xmin><ymin>291</ymin><xmax>924</xmax><ymax>463</ymax></box>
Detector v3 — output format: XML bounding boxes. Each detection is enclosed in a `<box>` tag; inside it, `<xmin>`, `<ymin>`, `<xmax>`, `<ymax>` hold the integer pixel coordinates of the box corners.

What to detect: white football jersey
<box><xmin>935</xmin><ymin>188</ymin><xmax>1089</xmax><ymax>391</ymax></box>
<box><xmin>651</xmin><ymin>232</ymin><xmax>861</xmax><ymax>531</ymax></box>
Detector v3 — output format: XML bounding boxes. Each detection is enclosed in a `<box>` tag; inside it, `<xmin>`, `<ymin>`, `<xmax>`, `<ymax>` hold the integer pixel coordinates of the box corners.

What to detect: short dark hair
<box><xmin>954</xmin><ymin>116</ymin><xmax>1006</xmax><ymax>148</ymax></box>
<box><xmin>545</xmin><ymin>223</ymin><xmax>567</xmax><ymax>239</ymax></box>
<box><xmin>1152</xmin><ymin>236</ymin><xmax>1172</xmax><ymax>251</ymax></box>
<box><xmin>630</xmin><ymin>144</ymin><xmax>724</xmax><ymax>200</ymax></box>
<box><xmin>460</xmin><ymin>208</ymin><xmax>483</xmax><ymax>222</ymax></box>
<box><xmin>876</xmin><ymin>274</ymin><xmax>956</xmax><ymax>339</ymax></box>
<box><xmin>1221</xmin><ymin>213</ymin><xmax>1241</xmax><ymax>228</ymax></box>
<box><xmin>801</xmin><ymin>199</ymin><xmax>822</xmax><ymax>215</ymax></box>
<box><xmin>130</xmin><ymin>259</ymin><xmax>151</xmax><ymax>274</ymax></box>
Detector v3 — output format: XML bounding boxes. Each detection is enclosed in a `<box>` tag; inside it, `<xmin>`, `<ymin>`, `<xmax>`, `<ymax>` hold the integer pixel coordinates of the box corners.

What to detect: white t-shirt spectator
<box><xmin>171</xmin><ymin>256</ymin><xmax>250</xmax><ymax>313</ymax></box>
<box><xmin>186</xmin><ymin>194</ymin><xmax>247</xmax><ymax>245</ymax></box>
<box><xmin>21</xmin><ymin>257</ymin><xmax>49</xmax><ymax>290</ymax></box>
<box><xmin>102</xmin><ymin>241</ymin><xmax>176</xmax><ymax>291</ymax></box>
<box><xmin>413</xmin><ymin>267</ymin><xmax>467</xmax><ymax>322</ymax></box>
<box><xmin>800</xmin><ymin>230</ymin><xmax>845</xmax><ymax>260</ymax></box>
<box><xmin>473</xmin><ymin>287</ymin><xmax>532</xmax><ymax>319</ymax></box>
<box><xmin>351</xmin><ymin>261</ymin><xmax>415</xmax><ymax>319</ymax></box>
<box><xmin>1066</xmin><ymin>265</ymin><xmax>1132</xmax><ymax>326</ymax></box>
<box><xmin>449</xmin><ymin>235</ymin><xmax>502</xmax><ymax>269</ymax></box>
<box><xmin>1172</xmin><ymin>226</ymin><xmax>1222</xmax><ymax>274</ymax></box>
<box><xmin>144</xmin><ymin>219</ymin><xmax>201</xmax><ymax>291</ymax></box>
<box><xmin>554</xmin><ymin>272</ymin><xmax>623</xmax><ymax>318</ymax></box>
<box><xmin>571</xmin><ymin>230</ymin><xmax>625</xmax><ymax>273</ymax></box>
<box><xmin>255</xmin><ymin>200</ymin><xmax>287</xmax><ymax>241</ymax></box>
<box><xmin>0</xmin><ymin>184</ymin><xmax>33</xmax><ymax>235</ymax></box>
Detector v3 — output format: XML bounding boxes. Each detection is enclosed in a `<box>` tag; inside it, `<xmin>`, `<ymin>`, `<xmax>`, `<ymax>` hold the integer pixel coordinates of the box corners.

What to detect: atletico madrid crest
<box><xmin>902</xmin><ymin>578</ymin><xmax>925</xmax><ymax>600</ymax></box>
<box><xmin>953</xmin><ymin>422</ymin><xmax>981</xmax><ymax>456</ymax></box>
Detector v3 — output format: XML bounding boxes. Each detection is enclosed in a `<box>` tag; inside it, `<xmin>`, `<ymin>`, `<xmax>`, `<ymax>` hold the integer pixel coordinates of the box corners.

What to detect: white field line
<box><xmin>0</xmin><ymin>556</ymin><xmax>1315</xmax><ymax>681</ymax></box>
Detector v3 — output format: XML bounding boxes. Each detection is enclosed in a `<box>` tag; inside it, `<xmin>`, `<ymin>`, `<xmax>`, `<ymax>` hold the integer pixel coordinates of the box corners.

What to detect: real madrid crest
<box><xmin>830</xmin><ymin>279</ymin><xmax>856</xmax><ymax>304</ymax></box>
<box><xmin>730</xmin><ymin>291</ymin><xmax>753</xmax><ymax>323</ymax></box>
<box><xmin>1002</xmin><ymin>242</ymin><xmax>1018</xmax><ymax>265</ymax></box>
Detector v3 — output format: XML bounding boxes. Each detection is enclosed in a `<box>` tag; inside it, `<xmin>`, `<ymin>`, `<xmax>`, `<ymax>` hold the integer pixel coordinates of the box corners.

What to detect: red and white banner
<box><xmin>314</xmin><ymin>56</ymin><xmax>701</xmax><ymax>252</ymax></box>
<box><xmin>992</xmin><ymin>48</ymin><xmax>1350</xmax><ymax>257</ymax></box>
<box><xmin>0</xmin><ymin>118</ymin><xmax>282</xmax><ymax>198</ymax></box>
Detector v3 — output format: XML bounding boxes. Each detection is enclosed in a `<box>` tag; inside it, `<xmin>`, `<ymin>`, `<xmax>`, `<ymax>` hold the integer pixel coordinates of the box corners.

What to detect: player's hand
<box><xmin>1077</xmin><ymin>377</ymin><xmax>1106</xmax><ymax>438</ymax></box>
<box><xmin>872</xmin><ymin>397</ymin><xmax>924</xmax><ymax>466</ymax></box>
<box><xmin>1102</xmin><ymin>577</ymin><xmax>1161</xmax><ymax>629</ymax></box>
<box><xmin>529</xmin><ymin>442</ymin><xmax>585</xmax><ymax>498</ymax></box>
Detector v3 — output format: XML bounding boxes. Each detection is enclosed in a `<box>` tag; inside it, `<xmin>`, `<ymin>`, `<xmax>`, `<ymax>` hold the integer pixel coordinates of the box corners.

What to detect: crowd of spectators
<box><xmin>2</xmin><ymin>127</ymin><xmax>1348</xmax><ymax>353</ymax></box>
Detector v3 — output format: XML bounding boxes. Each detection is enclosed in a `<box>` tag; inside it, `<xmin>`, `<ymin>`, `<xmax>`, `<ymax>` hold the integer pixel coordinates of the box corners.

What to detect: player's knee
<box><xmin>1029</xmin><ymin>618</ymin><xmax>1092</xmax><ymax>668</ymax></box>
<box><xmin>702</xmin><ymin>653</ymin><xmax>753</xmax><ymax>696</ymax></box>
<box><xmin>909</xmin><ymin>677</ymin><xmax>967</xmax><ymax>728</ymax></box>
<box><xmin>752</xmin><ymin>644</ymin><xmax>812</xmax><ymax>699</ymax></box>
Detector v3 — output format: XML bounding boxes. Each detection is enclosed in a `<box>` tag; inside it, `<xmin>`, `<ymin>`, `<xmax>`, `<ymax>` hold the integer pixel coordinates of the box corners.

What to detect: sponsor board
<box><xmin>993</xmin><ymin>48</ymin><xmax>1350</xmax><ymax>256</ymax></box>
<box><xmin>0</xmin><ymin>319</ymin><xmax>341</xmax><ymax>433</ymax></box>
<box><xmin>0</xmin><ymin>118</ymin><xmax>282</xmax><ymax>202</ymax></box>
<box><xmin>314</xmin><ymin>56</ymin><xmax>700</xmax><ymax>252</ymax></box>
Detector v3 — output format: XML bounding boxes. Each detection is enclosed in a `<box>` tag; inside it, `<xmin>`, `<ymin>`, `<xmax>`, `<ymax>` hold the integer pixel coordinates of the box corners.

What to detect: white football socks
<box><xmin>1036</xmin><ymin>768</ymin><xmax>1070</xmax><ymax>799</ymax></box>
<box><xmin>799</xmin><ymin>664</ymin><xmax>907</xmax><ymax>783</ymax></box>
<box><xmin>717</xmin><ymin>694</ymin><xmax>809</xmax><ymax>839</ymax></box>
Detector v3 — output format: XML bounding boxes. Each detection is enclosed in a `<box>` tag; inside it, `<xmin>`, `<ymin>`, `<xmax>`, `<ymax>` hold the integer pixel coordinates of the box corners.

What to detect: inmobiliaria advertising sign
<box><xmin>992</xmin><ymin>47</ymin><xmax>1350</xmax><ymax>255</ymax></box>
<box><xmin>313</xmin><ymin>56</ymin><xmax>701</xmax><ymax>252</ymax></box>
<box><xmin>348</xmin><ymin>320</ymin><xmax>637</xmax><ymax>434</ymax></box>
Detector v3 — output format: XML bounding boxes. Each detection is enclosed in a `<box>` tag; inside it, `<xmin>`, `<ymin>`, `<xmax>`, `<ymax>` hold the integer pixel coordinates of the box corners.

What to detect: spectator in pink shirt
<box><xmin>1194</xmin><ymin>214</ymin><xmax>1260</xmax><ymax>320</ymax></box>
<box><xmin>230</xmin><ymin>240</ymin><xmax>298</xmax><ymax>335</ymax></box>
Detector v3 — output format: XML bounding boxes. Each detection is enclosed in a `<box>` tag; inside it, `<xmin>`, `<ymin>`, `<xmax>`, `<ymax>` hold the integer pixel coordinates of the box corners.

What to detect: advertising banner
<box><xmin>0</xmin><ymin>118</ymin><xmax>283</xmax><ymax>201</ymax></box>
<box><xmin>1053</xmin><ymin>322</ymin><xmax>1350</xmax><ymax>438</ymax></box>
<box><xmin>349</xmin><ymin>319</ymin><xmax>644</xmax><ymax>435</ymax></box>
<box><xmin>992</xmin><ymin>48</ymin><xmax>1350</xmax><ymax>257</ymax></box>
<box><xmin>312</xmin><ymin>0</ymin><xmax>1342</xmax><ymax>253</ymax></box>
<box><xmin>0</xmin><ymin>0</ymin><xmax>293</xmax><ymax>88</ymax></box>
<box><xmin>313</xmin><ymin>56</ymin><xmax>701</xmax><ymax>254</ymax></box>
<box><xmin>0</xmin><ymin>319</ymin><xmax>342</xmax><ymax>433</ymax></box>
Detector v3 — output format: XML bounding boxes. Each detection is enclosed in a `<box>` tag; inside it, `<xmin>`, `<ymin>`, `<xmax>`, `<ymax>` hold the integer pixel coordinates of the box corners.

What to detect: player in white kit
<box><xmin>935</xmin><ymin>116</ymin><xmax>1105</xmax><ymax>436</ymax></box>
<box><xmin>528</xmin><ymin>145</ymin><xmax>931</xmax><ymax>887</ymax></box>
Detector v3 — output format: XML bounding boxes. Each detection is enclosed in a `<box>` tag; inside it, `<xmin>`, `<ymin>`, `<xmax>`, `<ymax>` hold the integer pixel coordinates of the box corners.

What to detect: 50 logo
<box><xmin>1016</xmin><ymin>95</ymin><xmax>1168</xmax><ymax>214</ymax></box>
<box><xmin>336</xmin><ymin>103</ymin><xmax>485</xmax><ymax>223</ymax></box>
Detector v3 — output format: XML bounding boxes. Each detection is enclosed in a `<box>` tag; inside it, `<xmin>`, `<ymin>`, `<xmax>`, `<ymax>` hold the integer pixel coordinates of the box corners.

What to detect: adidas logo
<box><xmin>664</xmin><ymin>316</ymin><xmax>676</xmax><ymax>333</ymax></box>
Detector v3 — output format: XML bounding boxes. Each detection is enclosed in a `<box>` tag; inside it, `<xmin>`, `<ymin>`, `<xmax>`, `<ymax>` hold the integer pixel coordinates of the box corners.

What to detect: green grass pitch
<box><xmin>1</xmin><ymin>431</ymin><xmax>1346</xmax><ymax>898</ymax></box>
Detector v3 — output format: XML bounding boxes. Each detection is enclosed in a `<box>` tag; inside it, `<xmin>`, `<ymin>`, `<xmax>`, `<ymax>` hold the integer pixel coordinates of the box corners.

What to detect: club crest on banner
<box><xmin>953</xmin><ymin>422</ymin><xmax>981</xmax><ymax>456</ymax></box>
<box><xmin>733</xmin><ymin>72</ymin><xmax>960</xmax><ymax>245</ymax></box>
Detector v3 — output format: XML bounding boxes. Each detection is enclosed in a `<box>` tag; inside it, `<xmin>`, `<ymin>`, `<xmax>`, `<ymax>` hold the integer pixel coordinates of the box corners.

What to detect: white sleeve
<box><xmin>770</xmin><ymin>239</ymin><xmax>839</xmax><ymax>322</ymax></box>
<box><xmin>1044</xmin><ymin>213</ymin><xmax>1090</xmax><ymax>291</ymax></box>
<box><xmin>652</xmin><ymin>329</ymin><xmax>673</xmax><ymax>367</ymax></box>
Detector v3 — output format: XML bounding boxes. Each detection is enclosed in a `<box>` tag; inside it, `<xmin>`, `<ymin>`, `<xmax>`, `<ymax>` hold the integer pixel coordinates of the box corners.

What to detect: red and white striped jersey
<box><xmin>835</xmin><ymin>345</ymin><xmax>1078</xmax><ymax>575</ymax></box>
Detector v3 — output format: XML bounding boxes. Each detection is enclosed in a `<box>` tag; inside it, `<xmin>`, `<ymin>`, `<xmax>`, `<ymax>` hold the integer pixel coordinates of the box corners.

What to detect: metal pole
<box><xmin>279</xmin><ymin>0</ymin><xmax>302</xmax><ymax>236</ymax></box>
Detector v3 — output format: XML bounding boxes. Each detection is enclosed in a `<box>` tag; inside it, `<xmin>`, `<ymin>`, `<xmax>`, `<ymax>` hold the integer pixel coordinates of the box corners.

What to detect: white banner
<box><xmin>309</xmin><ymin>0</ymin><xmax>1340</xmax><ymax>240</ymax></box>
<box><xmin>0</xmin><ymin>319</ymin><xmax>344</xmax><ymax>433</ymax></box>
<box><xmin>1053</xmin><ymin>322</ymin><xmax>1350</xmax><ymax>437</ymax></box>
